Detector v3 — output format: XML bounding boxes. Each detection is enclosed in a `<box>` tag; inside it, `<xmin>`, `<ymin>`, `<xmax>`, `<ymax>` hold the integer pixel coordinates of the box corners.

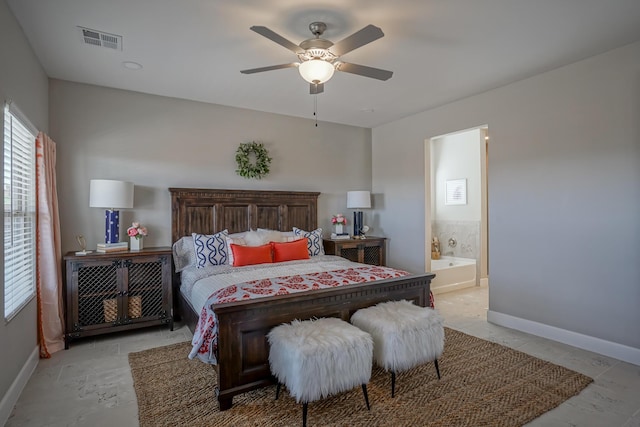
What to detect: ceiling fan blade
<box><xmin>240</xmin><ymin>63</ymin><xmax>298</xmax><ymax>74</ymax></box>
<box><xmin>250</xmin><ymin>26</ymin><xmax>304</xmax><ymax>54</ymax></box>
<box><xmin>330</xmin><ymin>25</ymin><xmax>384</xmax><ymax>57</ymax></box>
<box><xmin>310</xmin><ymin>83</ymin><xmax>324</xmax><ymax>94</ymax></box>
<box><xmin>336</xmin><ymin>62</ymin><xmax>393</xmax><ymax>81</ymax></box>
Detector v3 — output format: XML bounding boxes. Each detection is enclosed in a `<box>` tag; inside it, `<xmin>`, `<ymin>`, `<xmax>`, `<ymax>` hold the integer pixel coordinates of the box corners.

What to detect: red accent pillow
<box><xmin>230</xmin><ymin>243</ymin><xmax>273</xmax><ymax>266</ymax></box>
<box><xmin>271</xmin><ymin>239</ymin><xmax>310</xmax><ymax>263</ymax></box>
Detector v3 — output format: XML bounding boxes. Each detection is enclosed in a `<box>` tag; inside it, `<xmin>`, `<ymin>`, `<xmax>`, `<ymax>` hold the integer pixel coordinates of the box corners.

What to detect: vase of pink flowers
<box><xmin>331</xmin><ymin>214</ymin><xmax>347</xmax><ymax>235</ymax></box>
<box><xmin>127</xmin><ymin>222</ymin><xmax>148</xmax><ymax>251</ymax></box>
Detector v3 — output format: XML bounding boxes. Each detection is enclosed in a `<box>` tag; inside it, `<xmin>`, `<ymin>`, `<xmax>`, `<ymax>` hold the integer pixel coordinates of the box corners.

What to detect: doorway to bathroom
<box><xmin>425</xmin><ymin>126</ymin><xmax>489</xmax><ymax>295</ymax></box>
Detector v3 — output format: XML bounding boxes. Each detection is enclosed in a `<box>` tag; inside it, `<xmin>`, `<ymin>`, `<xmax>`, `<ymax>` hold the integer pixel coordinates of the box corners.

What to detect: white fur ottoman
<box><xmin>267</xmin><ymin>317</ymin><xmax>373</xmax><ymax>427</ymax></box>
<box><xmin>351</xmin><ymin>299</ymin><xmax>444</xmax><ymax>397</ymax></box>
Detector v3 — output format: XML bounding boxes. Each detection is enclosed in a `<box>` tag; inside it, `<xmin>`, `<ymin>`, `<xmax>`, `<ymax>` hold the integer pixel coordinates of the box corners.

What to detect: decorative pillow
<box><xmin>271</xmin><ymin>239</ymin><xmax>310</xmax><ymax>263</ymax></box>
<box><xmin>192</xmin><ymin>230</ymin><xmax>229</xmax><ymax>268</ymax></box>
<box><xmin>230</xmin><ymin>243</ymin><xmax>273</xmax><ymax>267</ymax></box>
<box><xmin>243</xmin><ymin>230</ymin><xmax>267</xmax><ymax>246</ymax></box>
<box><xmin>228</xmin><ymin>231</ymin><xmax>248</xmax><ymax>240</ymax></box>
<box><xmin>280</xmin><ymin>231</ymin><xmax>300</xmax><ymax>242</ymax></box>
<box><xmin>293</xmin><ymin>227</ymin><xmax>324</xmax><ymax>256</ymax></box>
<box><xmin>256</xmin><ymin>228</ymin><xmax>286</xmax><ymax>243</ymax></box>
<box><xmin>225</xmin><ymin>236</ymin><xmax>247</xmax><ymax>266</ymax></box>
<box><xmin>172</xmin><ymin>236</ymin><xmax>196</xmax><ymax>272</ymax></box>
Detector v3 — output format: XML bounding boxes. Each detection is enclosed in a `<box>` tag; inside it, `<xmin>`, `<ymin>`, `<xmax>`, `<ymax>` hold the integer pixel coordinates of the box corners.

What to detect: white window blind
<box><xmin>4</xmin><ymin>103</ymin><xmax>37</xmax><ymax>321</ymax></box>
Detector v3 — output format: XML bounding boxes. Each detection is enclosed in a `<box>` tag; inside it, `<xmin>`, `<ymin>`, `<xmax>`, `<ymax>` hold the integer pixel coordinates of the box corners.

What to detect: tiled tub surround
<box><xmin>432</xmin><ymin>220</ymin><xmax>480</xmax><ymax>284</ymax></box>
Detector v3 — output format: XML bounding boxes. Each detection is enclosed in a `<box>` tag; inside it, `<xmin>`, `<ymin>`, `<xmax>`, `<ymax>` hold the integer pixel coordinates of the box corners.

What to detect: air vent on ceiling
<box><xmin>78</xmin><ymin>27</ymin><xmax>122</xmax><ymax>50</ymax></box>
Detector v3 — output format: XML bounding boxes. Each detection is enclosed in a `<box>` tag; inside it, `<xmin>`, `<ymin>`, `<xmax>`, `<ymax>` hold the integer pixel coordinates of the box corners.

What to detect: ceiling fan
<box><xmin>240</xmin><ymin>21</ymin><xmax>393</xmax><ymax>94</ymax></box>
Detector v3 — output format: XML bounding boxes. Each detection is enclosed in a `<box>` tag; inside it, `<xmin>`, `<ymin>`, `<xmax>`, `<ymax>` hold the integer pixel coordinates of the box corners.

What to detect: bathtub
<box><xmin>430</xmin><ymin>256</ymin><xmax>477</xmax><ymax>294</ymax></box>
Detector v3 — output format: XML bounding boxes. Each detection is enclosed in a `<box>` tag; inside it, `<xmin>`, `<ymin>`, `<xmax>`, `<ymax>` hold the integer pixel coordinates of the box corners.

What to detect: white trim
<box><xmin>479</xmin><ymin>277</ymin><xmax>489</xmax><ymax>287</ymax></box>
<box><xmin>0</xmin><ymin>345</ymin><xmax>39</xmax><ymax>426</ymax></box>
<box><xmin>487</xmin><ymin>310</ymin><xmax>640</xmax><ymax>366</ymax></box>
<box><xmin>4</xmin><ymin>100</ymin><xmax>39</xmax><ymax>136</ymax></box>
<box><xmin>431</xmin><ymin>279</ymin><xmax>476</xmax><ymax>295</ymax></box>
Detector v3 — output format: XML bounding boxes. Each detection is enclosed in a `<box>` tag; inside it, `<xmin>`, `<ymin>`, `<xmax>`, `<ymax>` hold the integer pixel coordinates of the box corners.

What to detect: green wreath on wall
<box><xmin>235</xmin><ymin>141</ymin><xmax>272</xmax><ymax>179</ymax></box>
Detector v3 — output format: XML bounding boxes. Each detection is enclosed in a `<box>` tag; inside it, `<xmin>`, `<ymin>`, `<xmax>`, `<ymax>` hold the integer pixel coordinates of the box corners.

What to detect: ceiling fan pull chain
<box><xmin>314</xmin><ymin>94</ymin><xmax>318</xmax><ymax>127</ymax></box>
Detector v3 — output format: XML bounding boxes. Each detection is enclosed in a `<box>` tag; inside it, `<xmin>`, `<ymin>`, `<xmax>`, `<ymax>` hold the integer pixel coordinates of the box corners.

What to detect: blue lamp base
<box><xmin>352</xmin><ymin>211</ymin><xmax>363</xmax><ymax>237</ymax></box>
<box><xmin>105</xmin><ymin>209</ymin><xmax>120</xmax><ymax>244</ymax></box>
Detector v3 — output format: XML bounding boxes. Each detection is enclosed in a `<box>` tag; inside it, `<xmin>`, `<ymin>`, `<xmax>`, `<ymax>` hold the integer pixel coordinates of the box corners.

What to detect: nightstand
<box><xmin>323</xmin><ymin>236</ymin><xmax>386</xmax><ymax>266</ymax></box>
<box><xmin>63</xmin><ymin>247</ymin><xmax>173</xmax><ymax>348</ymax></box>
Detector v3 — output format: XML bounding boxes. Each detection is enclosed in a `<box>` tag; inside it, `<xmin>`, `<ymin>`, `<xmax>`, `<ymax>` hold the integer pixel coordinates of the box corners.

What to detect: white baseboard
<box><xmin>487</xmin><ymin>310</ymin><xmax>640</xmax><ymax>366</ymax></box>
<box><xmin>479</xmin><ymin>277</ymin><xmax>489</xmax><ymax>288</ymax></box>
<box><xmin>0</xmin><ymin>345</ymin><xmax>39</xmax><ymax>426</ymax></box>
<box><xmin>431</xmin><ymin>279</ymin><xmax>476</xmax><ymax>295</ymax></box>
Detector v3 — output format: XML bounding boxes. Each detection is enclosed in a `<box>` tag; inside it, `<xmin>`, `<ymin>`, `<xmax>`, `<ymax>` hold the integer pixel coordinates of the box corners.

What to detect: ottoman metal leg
<box><xmin>362</xmin><ymin>384</ymin><xmax>371</xmax><ymax>410</ymax></box>
<box><xmin>391</xmin><ymin>371</ymin><xmax>396</xmax><ymax>398</ymax></box>
<box><xmin>302</xmin><ymin>402</ymin><xmax>308</xmax><ymax>427</ymax></box>
<box><xmin>434</xmin><ymin>358</ymin><xmax>441</xmax><ymax>379</ymax></box>
<box><xmin>275</xmin><ymin>382</ymin><xmax>281</xmax><ymax>400</ymax></box>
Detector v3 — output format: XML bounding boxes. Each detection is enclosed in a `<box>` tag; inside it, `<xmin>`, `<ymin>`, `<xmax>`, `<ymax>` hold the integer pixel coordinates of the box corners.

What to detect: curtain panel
<box><xmin>36</xmin><ymin>132</ymin><xmax>64</xmax><ymax>357</ymax></box>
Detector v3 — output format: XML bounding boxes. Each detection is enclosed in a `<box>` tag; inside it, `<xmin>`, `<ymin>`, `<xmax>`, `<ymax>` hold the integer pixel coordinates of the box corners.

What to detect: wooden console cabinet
<box><xmin>63</xmin><ymin>247</ymin><xmax>173</xmax><ymax>348</ymax></box>
<box><xmin>323</xmin><ymin>236</ymin><xmax>386</xmax><ymax>266</ymax></box>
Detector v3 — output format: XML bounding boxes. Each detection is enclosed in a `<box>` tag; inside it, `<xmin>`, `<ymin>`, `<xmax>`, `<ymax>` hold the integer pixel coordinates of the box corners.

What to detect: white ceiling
<box><xmin>7</xmin><ymin>0</ymin><xmax>640</xmax><ymax>128</ymax></box>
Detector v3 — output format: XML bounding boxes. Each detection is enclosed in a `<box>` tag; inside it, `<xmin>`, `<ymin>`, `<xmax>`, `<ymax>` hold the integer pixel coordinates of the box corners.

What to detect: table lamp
<box><xmin>346</xmin><ymin>190</ymin><xmax>371</xmax><ymax>238</ymax></box>
<box><xmin>89</xmin><ymin>179</ymin><xmax>134</xmax><ymax>244</ymax></box>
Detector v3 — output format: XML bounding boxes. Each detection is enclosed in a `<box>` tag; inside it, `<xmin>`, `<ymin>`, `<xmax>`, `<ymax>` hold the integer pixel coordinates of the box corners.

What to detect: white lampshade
<box><xmin>298</xmin><ymin>59</ymin><xmax>335</xmax><ymax>84</ymax></box>
<box><xmin>89</xmin><ymin>179</ymin><xmax>134</xmax><ymax>209</ymax></box>
<box><xmin>347</xmin><ymin>191</ymin><xmax>371</xmax><ymax>209</ymax></box>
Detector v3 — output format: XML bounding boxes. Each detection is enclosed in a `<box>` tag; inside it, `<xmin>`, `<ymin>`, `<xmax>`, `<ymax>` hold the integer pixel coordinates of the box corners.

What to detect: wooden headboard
<box><xmin>169</xmin><ymin>188</ymin><xmax>320</xmax><ymax>242</ymax></box>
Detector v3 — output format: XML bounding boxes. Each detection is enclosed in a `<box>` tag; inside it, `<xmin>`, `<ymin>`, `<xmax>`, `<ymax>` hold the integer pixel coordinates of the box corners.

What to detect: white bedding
<box><xmin>181</xmin><ymin>255</ymin><xmax>360</xmax><ymax>314</ymax></box>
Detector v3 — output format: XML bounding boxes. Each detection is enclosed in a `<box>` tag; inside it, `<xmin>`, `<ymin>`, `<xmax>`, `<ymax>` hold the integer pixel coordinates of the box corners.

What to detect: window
<box><xmin>3</xmin><ymin>103</ymin><xmax>37</xmax><ymax>321</ymax></box>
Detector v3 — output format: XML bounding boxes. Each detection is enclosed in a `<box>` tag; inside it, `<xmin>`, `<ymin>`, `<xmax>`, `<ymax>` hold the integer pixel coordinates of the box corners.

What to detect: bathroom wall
<box><xmin>430</xmin><ymin>128</ymin><xmax>482</xmax><ymax>282</ymax></box>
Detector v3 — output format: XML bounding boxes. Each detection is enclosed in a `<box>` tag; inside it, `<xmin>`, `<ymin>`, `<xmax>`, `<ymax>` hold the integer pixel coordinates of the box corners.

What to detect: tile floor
<box><xmin>6</xmin><ymin>286</ymin><xmax>640</xmax><ymax>426</ymax></box>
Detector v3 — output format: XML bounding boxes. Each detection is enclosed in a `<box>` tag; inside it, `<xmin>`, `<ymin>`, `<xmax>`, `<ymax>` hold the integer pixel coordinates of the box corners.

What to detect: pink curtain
<box><xmin>36</xmin><ymin>132</ymin><xmax>64</xmax><ymax>357</ymax></box>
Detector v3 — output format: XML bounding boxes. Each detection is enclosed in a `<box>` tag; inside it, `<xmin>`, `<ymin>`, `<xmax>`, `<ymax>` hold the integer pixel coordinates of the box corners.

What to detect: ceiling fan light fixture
<box><xmin>298</xmin><ymin>59</ymin><xmax>335</xmax><ymax>84</ymax></box>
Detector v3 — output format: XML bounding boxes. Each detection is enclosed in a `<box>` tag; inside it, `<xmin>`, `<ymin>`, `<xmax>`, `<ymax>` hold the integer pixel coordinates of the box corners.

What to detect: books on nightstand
<box><xmin>330</xmin><ymin>233</ymin><xmax>351</xmax><ymax>240</ymax></box>
<box><xmin>96</xmin><ymin>242</ymin><xmax>128</xmax><ymax>253</ymax></box>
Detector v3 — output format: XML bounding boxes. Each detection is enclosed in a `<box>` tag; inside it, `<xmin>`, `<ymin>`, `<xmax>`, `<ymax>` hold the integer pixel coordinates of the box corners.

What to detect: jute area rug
<box><xmin>129</xmin><ymin>328</ymin><xmax>592</xmax><ymax>427</ymax></box>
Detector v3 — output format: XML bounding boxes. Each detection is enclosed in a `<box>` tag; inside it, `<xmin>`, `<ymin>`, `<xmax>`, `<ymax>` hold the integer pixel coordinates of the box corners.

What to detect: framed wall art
<box><xmin>445</xmin><ymin>178</ymin><xmax>467</xmax><ymax>205</ymax></box>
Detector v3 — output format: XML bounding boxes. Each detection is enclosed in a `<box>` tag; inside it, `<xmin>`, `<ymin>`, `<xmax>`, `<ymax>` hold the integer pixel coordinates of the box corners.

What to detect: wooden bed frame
<box><xmin>169</xmin><ymin>188</ymin><xmax>435</xmax><ymax>410</ymax></box>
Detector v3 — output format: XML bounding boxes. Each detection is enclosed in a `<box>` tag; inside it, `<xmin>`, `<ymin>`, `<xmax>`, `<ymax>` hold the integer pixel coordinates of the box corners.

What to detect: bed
<box><xmin>169</xmin><ymin>188</ymin><xmax>435</xmax><ymax>410</ymax></box>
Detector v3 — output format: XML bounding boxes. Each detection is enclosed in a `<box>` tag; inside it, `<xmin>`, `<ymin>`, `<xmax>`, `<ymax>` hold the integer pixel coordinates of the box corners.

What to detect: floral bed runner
<box><xmin>189</xmin><ymin>265</ymin><xmax>412</xmax><ymax>364</ymax></box>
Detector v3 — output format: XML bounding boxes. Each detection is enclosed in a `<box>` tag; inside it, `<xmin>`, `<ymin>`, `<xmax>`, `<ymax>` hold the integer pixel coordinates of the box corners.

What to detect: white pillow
<box><xmin>243</xmin><ymin>230</ymin><xmax>266</xmax><ymax>246</ymax></box>
<box><xmin>282</xmin><ymin>232</ymin><xmax>301</xmax><ymax>242</ymax></box>
<box><xmin>256</xmin><ymin>228</ymin><xmax>285</xmax><ymax>244</ymax></box>
<box><xmin>292</xmin><ymin>227</ymin><xmax>324</xmax><ymax>256</ymax></box>
<box><xmin>172</xmin><ymin>236</ymin><xmax>195</xmax><ymax>272</ymax></box>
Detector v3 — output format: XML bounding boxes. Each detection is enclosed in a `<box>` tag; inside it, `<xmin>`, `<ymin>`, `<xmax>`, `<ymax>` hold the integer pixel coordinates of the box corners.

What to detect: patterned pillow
<box><xmin>293</xmin><ymin>227</ymin><xmax>324</xmax><ymax>256</ymax></box>
<box><xmin>192</xmin><ymin>230</ymin><xmax>229</xmax><ymax>268</ymax></box>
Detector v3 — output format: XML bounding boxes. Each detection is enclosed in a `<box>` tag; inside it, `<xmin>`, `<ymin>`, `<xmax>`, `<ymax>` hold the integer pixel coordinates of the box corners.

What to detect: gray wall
<box><xmin>49</xmin><ymin>80</ymin><xmax>372</xmax><ymax>254</ymax></box>
<box><xmin>0</xmin><ymin>0</ymin><xmax>48</xmax><ymax>411</ymax></box>
<box><xmin>373</xmin><ymin>41</ymin><xmax>640</xmax><ymax>351</ymax></box>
